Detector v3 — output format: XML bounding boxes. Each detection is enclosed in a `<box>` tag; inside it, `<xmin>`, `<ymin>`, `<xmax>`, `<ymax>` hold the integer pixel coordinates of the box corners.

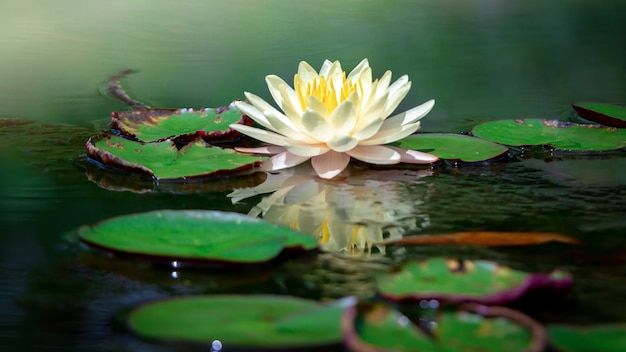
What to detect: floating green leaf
<box><xmin>472</xmin><ymin>119</ymin><xmax>626</xmax><ymax>151</ymax></box>
<box><xmin>343</xmin><ymin>302</ymin><xmax>540</xmax><ymax>352</ymax></box>
<box><xmin>573</xmin><ymin>102</ymin><xmax>626</xmax><ymax>128</ymax></box>
<box><xmin>78</xmin><ymin>210</ymin><xmax>318</xmax><ymax>264</ymax></box>
<box><xmin>86</xmin><ymin>134</ymin><xmax>266</xmax><ymax>180</ymax></box>
<box><xmin>127</xmin><ymin>295</ymin><xmax>344</xmax><ymax>349</ymax></box>
<box><xmin>548</xmin><ymin>324</ymin><xmax>626</xmax><ymax>352</ymax></box>
<box><xmin>111</xmin><ymin>104</ymin><xmax>251</xmax><ymax>142</ymax></box>
<box><xmin>376</xmin><ymin>258</ymin><xmax>572</xmax><ymax>305</ymax></box>
<box><xmin>394</xmin><ymin>133</ymin><xmax>509</xmax><ymax>162</ymax></box>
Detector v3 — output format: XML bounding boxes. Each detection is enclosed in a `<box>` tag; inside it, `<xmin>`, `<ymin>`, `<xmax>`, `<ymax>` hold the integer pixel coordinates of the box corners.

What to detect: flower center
<box><xmin>295</xmin><ymin>72</ymin><xmax>361</xmax><ymax>113</ymax></box>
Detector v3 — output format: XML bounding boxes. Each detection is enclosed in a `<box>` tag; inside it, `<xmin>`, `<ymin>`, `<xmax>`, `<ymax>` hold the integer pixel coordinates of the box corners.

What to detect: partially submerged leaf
<box><xmin>127</xmin><ymin>295</ymin><xmax>344</xmax><ymax>350</ymax></box>
<box><xmin>394</xmin><ymin>133</ymin><xmax>509</xmax><ymax>162</ymax></box>
<box><xmin>548</xmin><ymin>324</ymin><xmax>626</xmax><ymax>352</ymax></box>
<box><xmin>573</xmin><ymin>102</ymin><xmax>626</xmax><ymax>128</ymax></box>
<box><xmin>378</xmin><ymin>231</ymin><xmax>581</xmax><ymax>247</ymax></box>
<box><xmin>342</xmin><ymin>302</ymin><xmax>543</xmax><ymax>352</ymax></box>
<box><xmin>376</xmin><ymin>258</ymin><xmax>572</xmax><ymax>305</ymax></box>
<box><xmin>86</xmin><ymin>134</ymin><xmax>267</xmax><ymax>180</ymax></box>
<box><xmin>472</xmin><ymin>119</ymin><xmax>626</xmax><ymax>151</ymax></box>
<box><xmin>78</xmin><ymin>210</ymin><xmax>318</xmax><ymax>264</ymax></box>
<box><xmin>111</xmin><ymin>103</ymin><xmax>252</xmax><ymax>142</ymax></box>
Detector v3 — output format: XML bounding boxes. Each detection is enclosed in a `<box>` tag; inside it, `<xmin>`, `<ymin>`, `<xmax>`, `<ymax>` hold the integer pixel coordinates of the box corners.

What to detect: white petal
<box><xmin>265</xmin><ymin>75</ymin><xmax>302</xmax><ymax>116</ymax></box>
<box><xmin>381</xmin><ymin>80</ymin><xmax>411</xmax><ymax>118</ymax></box>
<box><xmin>373</xmin><ymin>70</ymin><xmax>392</xmax><ymax>100</ymax></box>
<box><xmin>234</xmin><ymin>100</ymin><xmax>273</xmax><ymax>129</ymax></box>
<box><xmin>244</xmin><ymin>92</ymin><xmax>306</xmax><ymax>141</ymax></box>
<box><xmin>327</xmin><ymin>135</ymin><xmax>359</xmax><ymax>152</ymax></box>
<box><xmin>351</xmin><ymin>117</ymin><xmax>384</xmax><ymax>141</ymax></box>
<box><xmin>301</xmin><ymin>109</ymin><xmax>333</xmax><ymax>142</ymax></box>
<box><xmin>229</xmin><ymin>124</ymin><xmax>291</xmax><ymax>146</ymax></box>
<box><xmin>319</xmin><ymin>59</ymin><xmax>335</xmax><ymax>77</ymax></box>
<box><xmin>347</xmin><ymin>59</ymin><xmax>370</xmax><ymax>81</ymax></box>
<box><xmin>235</xmin><ymin>146</ymin><xmax>285</xmax><ymax>155</ymax></box>
<box><xmin>381</xmin><ymin>99</ymin><xmax>435</xmax><ymax>129</ymax></box>
<box><xmin>306</xmin><ymin>95</ymin><xmax>329</xmax><ymax>118</ymax></box>
<box><xmin>360</xmin><ymin>122</ymin><xmax>421</xmax><ymax>145</ymax></box>
<box><xmin>297</xmin><ymin>61</ymin><xmax>318</xmax><ymax>84</ymax></box>
<box><xmin>311</xmin><ymin>150</ymin><xmax>351</xmax><ymax>179</ymax></box>
<box><xmin>356</xmin><ymin>91</ymin><xmax>388</xmax><ymax>130</ymax></box>
<box><xmin>285</xmin><ymin>144</ymin><xmax>330</xmax><ymax>157</ymax></box>
<box><xmin>389</xmin><ymin>146</ymin><xmax>439</xmax><ymax>163</ymax></box>
<box><xmin>347</xmin><ymin>145</ymin><xmax>401</xmax><ymax>164</ymax></box>
<box><xmin>329</xmin><ymin>95</ymin><xmax>357</xmax><ymax>134</ymax></box>
<box><xmin>262</xmin><ymin>151</ymin><xmax>311</xmax><ymax>171</ymax></box>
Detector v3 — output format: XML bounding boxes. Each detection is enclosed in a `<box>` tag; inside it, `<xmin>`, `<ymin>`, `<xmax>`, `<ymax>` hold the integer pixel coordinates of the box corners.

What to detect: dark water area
<box><xmin>1</xmin><ymin>1</ymin><xmax>626</xmax><ymax>351</ymax></box>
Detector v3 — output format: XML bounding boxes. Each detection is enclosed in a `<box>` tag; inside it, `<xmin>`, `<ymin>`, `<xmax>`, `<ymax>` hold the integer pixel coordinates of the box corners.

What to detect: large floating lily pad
<box><xmin>376</xmin><ymin>258</ymin><xmax>572</xmax><ymax>305</ymax></box>
<box><xmin>127</xmin><ymin>295</ymin><xmax>344</xmax><ymax>350</ymax></box>
<box><xmin>78</xmin><ymin>210</ymin><xmax>318</xmax><ymax>264</ymax></box>
<box><xmin>573</xmin><ymin>102</ymin><xmax>626</xmax><ymax>128</ymax></box>
<box><xmin>548</xmin><ymin>324</ymin><xmax>626</xmax><ymax>352</ymax></box>
<box><xmin>394</xmin><ymin>133</ymin><xmax>509</xmax><ymax>162</ymax></box>
<box><xmin>378</xmin><ymin>231</ymin><xmax>581</xmax><ymax>247</ymax></box>
<box><xmin>472</xmin><ymin>119</ymin><xmax>626</xmax><ymax>151</ymax></box>
<box><xmin>342</xmin><ymin>302</ymin><xmax>541</xmax><ymax>352</ymax></box>
<box><xmin>111</xmin><ymin>104</ymin><xmax>251</xmax><ymax>142</ymax></box>
<box><xmin>86</xmin><ymin>134</ymin><xmax>266</xmax><ymax>180</ymax></box>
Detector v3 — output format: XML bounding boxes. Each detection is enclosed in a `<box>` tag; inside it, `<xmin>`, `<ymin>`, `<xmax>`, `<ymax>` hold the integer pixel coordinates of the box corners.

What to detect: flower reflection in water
<box><xmin>229</xmin><ymin>166</ymin><xmax>433</xmax><ymax>254</ymax></box>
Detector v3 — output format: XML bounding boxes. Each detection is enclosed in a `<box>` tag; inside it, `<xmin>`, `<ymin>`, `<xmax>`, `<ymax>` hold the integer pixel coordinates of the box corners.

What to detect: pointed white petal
<box><xmin>234</xmin><ymin>100</ymin><xmax>272</xmax><ymax>129</ymax></box>
<box><xmin>235</xmin><ymin>146</ymin><xmax>285</xmax><ymax>155</ymax></box>
<box><xmin>245</xmin><ymin>92</ymin><xmax>300</xmax><ymax>132</ymax></box>
<box><xmin>306</xmin><ymin>95</ymin><xmax>329</xmax><ymax>118</ymax></box>
<box><xmin>351</xmin><ymin>117</ymin><xmax>384</xmax><ymax>141</ymax></box>
<box><xmin>297</xmin><ymin>61</ymin><xmax>318</xmax><ymax>84</ymax></box>
<box><xmin>262</xmin><ymin>151</ymin><xmax>311</xmax><ymax>171</ymax></box>
<box><xmin>381</xmin><ymin>99</ymin><xmax>435</xmax><ymax>129</ymax></box>
<box><xmin>347</xmin><ymin>145</ymin><xmax>401</xmax><ymax>164</ymax></box>
<box><xmin>347</xmin><ymin>59</ymin><xmax>370</xmax><ymax>81</ymax></box>
<box><xmin>265</xmin><ymin>75</ymin><xmax>301</xmax><ymax>115</ymax></box>
<box><xmin>389</xmin><ymin>146</ymin><xmax>439</xmax><ymax>163</ymax></box>
<box><xmin>381</xmin><ymin>80</ymin><xmax>411</xmax><ymax>118</ymax></box>
<box><xmin>301</xmin><ymin>109</ymin><xmax>333</xmax><ymax>142</ymax></box>
<box><xmin>356</xmin><ymin>66</ymin><xmax>373</xmax><ymax>101</ymax></box>
<box><xmin>360</xmin><ymin>122</ymin><xmax>421</xmax><ymax>145</ymax></box>
<box><xmin>329</xmin><ymin>95</ymin><xmax>357</xmax><ymax>134</ymax></box>
<box><xmin>319</xmin><ymin>60</ymin><xmax>335</xmax><ymax>77</ymax></box>
<box><xmin>373</xmin><ymin>70</ymin><xmax>392</xmax><ymax>99</ymax></box>
<box><xmin>311</xmin><ymin>151</ymin><xmax>351</xmax><ymax>179</ymax></box>
<box><xmin>229</xmin><ymin>124</ymin><xmax>292</xmax><ymax>146</ymax></box>
<box><xmin>285</xmin><ymin>144</ymin><xmax>330</xmax><ymax>157</ymax></box>
<box><xmin>356</xmin><ymin>90</ymin><xmax>388</xmax><ymax>130</ymax></box>
<box><xmin>327</xmin><ymin>135</ymin><xmax>359</xmax><ymax>152</ymax></box>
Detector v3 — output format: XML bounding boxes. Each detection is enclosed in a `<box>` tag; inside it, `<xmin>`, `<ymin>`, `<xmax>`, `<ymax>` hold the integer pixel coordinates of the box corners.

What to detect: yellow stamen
<box><xmin>294</xmin><ymin>72</ymin><xmax>360</xmax><ymax>113</ymax></box>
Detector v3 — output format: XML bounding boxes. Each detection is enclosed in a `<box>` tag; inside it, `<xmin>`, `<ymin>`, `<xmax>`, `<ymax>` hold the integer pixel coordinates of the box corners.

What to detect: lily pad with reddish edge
<box><xmin>573</xmin><ymin>102</ymin><xmax>626</xmax><ymax>128</ymax></box>
<box><xmin>342</xmin><ymin>301</ymin><xmax>545</xmax><ymax>352</ymax></box>
<box><xmin>393</xmin><ymin>133</ymin><xmax>509</xmax><ymax>163</ymax></box>
<box><xmin>126</xmin><ymin>295</ymin><xmax>346</xmax><ymax>350</ymax></box>
<box><xmin>111</xmin><ymin>103</ymin><xmax>252</xmax><ymax>143</ymax></box>
<box><xmin>548</xmin><ymin>324</ymin><xmax>626</xmax><ymax>352</ymax></box>
<box><xmin>376</xmin><ymin>258</ymin><xmax>572</xmax><ymax>305</ymax></box>
<box><xmin>377</xmin><ymin>231</ymin><xmax>581</xmax><ymax>247</ymax></box>
<box><xmin>78</xmin><ymin>210</ymin><xmax>318</xmax><ymax>265</ymax></box>
<box><xmin>86</xmin><ymin>134</ymin><xmax>267</xmax><ymax>180</ymax></box>
<box><xmin>471</xmin><ymin>119</ymin><xmax>626</xmax><ymax>151</ymax></box>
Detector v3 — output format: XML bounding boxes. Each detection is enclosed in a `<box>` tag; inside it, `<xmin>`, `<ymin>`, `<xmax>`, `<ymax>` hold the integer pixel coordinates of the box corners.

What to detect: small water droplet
<box><xmin>211</xmin><ymin>340</ymin><xmax>223</xmax><ymax>351</ymax></box>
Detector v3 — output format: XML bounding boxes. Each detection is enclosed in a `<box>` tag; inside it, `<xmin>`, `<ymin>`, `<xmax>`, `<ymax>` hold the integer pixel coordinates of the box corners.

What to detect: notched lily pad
<box><xmin>394</xmin><ymin>133</ymin><xmax>509</xmax><ymax>162</ymax></box>
<box><xmin>86</xmin><ymin>134</ymin><xmax>267</xmax><ymax>180</ymax></box>
<box><xmin>548</xmin><ymin>323</ymin><xmax>626</xmax><ymax>352</ymax></box>
<box><xmin>573</xmin><ymin>102</ymin><xmax>626</xmax><ymax>128</ymax></box>
<box><xmin>378</xmin><ymin>231</ymin><xmax>581</xmax><ymax>247</ymax></box>
<box><xmin>376</xmin><ymin>258</ymin><xmax>572</xmax><ymax>305</ymax></box>
<box><xmin>111</xmin><ymin>103</ymin><xmax>252</xmax><ymax>143</ymax></box>
<box><xmin>472</xmin><ymin>119</ymin><xmax>626</xmax><ymax>151</ymax></box>
<box><xmin>77</xmin><ymin>210</ymin><xmax>318</xmax><ymax>265</ymax></box>
<box><xmin>126</xmin><ymin>295</ymin><xmax>344</xmax><ymax>350</ymax></box>
<box><xmin>342</xmin><ymin>302</ymin><xmax>543</xmax><ymax>352</ymax></box>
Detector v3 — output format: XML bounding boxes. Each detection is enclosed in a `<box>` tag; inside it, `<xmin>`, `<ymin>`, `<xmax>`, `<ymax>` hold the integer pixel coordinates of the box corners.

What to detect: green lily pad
<box><xmin>127</xmin><ymin>295</ymin><xmax>344</xmax><ymax>349</ymax></box>
<box><xmin>78</xmin><ymin>210</ymin><xmax>318</xmax><ymax>264</ymax></box>
<box><xmin>343</xmin><ymin>302</ymin><xmax>540</xmax><ymax>352</ymax></box>
<box><xmin>111</xmin><ymin>104</ymin><xmax>252</xmax><ymax>143</ymax></box>
<box><xmin>573</xmin><ymin>102</ymin><xmax>626</xmax><ymax>128</ymax></box>
<box><xmin>86</xmin><ymin>134</ymin><xmax>267</xmax><ymax>180</ymax></box>
<box><xmin>376</xmin><ymin>258</ymin><xmax>572</xmax><ymax>305</ymax></box>
<box><xmin>471</xmin><ymin>119</ymin><xmax>626</xmax><ymax>151</ymax></box>
<box><xmin>548</xmin><ymin>324</ymin><xmax>626</xmax><ymax>352</ymax></box>
<box><xmin>394</xmin><ymin>133</ymin><xmax>509</xmax><ymax>162</ymax></box>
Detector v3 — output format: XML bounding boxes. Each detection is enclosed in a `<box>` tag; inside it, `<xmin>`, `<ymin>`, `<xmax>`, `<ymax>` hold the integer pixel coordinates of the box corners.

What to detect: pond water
<box><xmin>1</xmin><ymin>1</ymin><xmax>626</xmax><ymax>350</ymax></box>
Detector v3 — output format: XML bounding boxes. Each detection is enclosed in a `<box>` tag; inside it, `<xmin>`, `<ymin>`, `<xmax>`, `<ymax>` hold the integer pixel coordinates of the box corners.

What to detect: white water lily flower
<box><xmin>231</xmin><ymin>59</ymin><xmax>438</xmax><ymax>179</ymax></box>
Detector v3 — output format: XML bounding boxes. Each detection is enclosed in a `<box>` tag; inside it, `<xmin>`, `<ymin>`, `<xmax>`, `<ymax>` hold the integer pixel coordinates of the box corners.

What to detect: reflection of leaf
<box><xmin>127</xmin><ymin>295</ymin><xmax>344</xmax><ymax>349</ymax></box>
<box><xmin>376</xmin><ymin>258</ymin><xmax>573</xmax><ymax>305</ymax></box>
<box><xmin>86</xmin><ymin>134</ymin><xmax>267</xmax><ymax>180</ymax></box>
<box><xmin>78</xmin><ymin>210</ymin><xmax>318</xmax><ymax>265</ymax></box>
<box><xmin>378</xmin><ymin>231</ymin><xmax>581</xmax><ymax>246</ymax></box>
<box><xmin>548</xmin><ymin>323</ymin><xmax>626</xmax><ymax>352</ymax></box>
<box><xmin>111</xmin><ymin>103</ymin><xmax>251</xmax><ymax>143</ymax></box>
